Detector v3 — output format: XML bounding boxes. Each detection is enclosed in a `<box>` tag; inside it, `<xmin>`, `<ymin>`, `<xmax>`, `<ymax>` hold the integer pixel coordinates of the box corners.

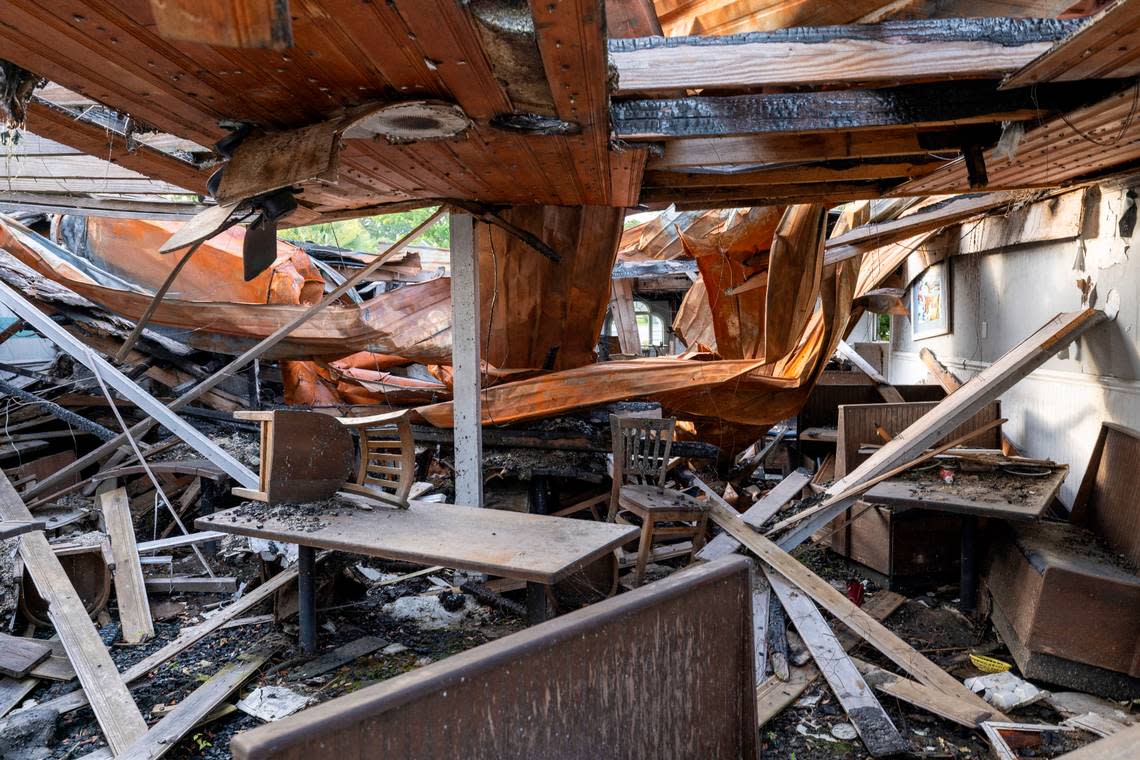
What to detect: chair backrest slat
<box><xmin>609</xmin><ymin>415</ymin><xmax>676</xmax><ymax>520</ymax></box>
<box><xmin>337</xmin><ymin>411</ymin><xmax>416</xmax><ymax>508</ymax></box>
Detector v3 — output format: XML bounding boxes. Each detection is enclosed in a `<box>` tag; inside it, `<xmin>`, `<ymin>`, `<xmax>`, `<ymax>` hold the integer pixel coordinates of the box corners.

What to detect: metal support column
<box><xmin>450</xmin><ymin>212</ymin><xmax>483</xmax><ymax>508</ymax></box>
<box><xmin>298</xmin><ymin>545</ymin><xmax>317</xmax><ymax>654</ymax></box>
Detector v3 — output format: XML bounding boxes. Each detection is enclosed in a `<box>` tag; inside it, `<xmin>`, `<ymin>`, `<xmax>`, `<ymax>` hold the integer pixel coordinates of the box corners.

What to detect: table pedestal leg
<box><xmin>298</xmin><ymin>545</ymin><xmax>317</xmax><ymax>654</ymax></box>
<box><xmin>959</xmin><ymin>516</ymin><xmax>979</xmax><ymax>614</ymax></box>
<box><xmin>526</xmin><ymin>582</ymin><xmax>552</xmax><ymax>624</ymax></box>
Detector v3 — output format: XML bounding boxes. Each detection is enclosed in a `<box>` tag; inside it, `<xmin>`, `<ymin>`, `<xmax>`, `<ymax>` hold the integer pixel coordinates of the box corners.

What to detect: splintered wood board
<box><xmin>101</xmin><ymin>489</ymin><xmax>155</xmax><ymax>644</ymax></box>
<box><xmin>705</xmin><ymin>493</ymin><xmax>999</xmax><ymax>718</ymax></box>
<box><xmin>696</xmin><ymin>469</ymin><xmax>811</xmax><ymax>561</ymax></box>
<box><xmin>198</xmin><ymin>500</ymin><xmax>639</xmax><ymax>584</ymax></box>
<box><xmin>115</xmin><ymin>639</ymin><xmax>281</xmax><ymax>760</ymax></box>
<box><xmin>780</xmin><ymin>309</ymin><xmax>1104</xmax><ymax>549</ymax></box>
<box><xmin>766</xmin><ymin>573</ymin><xmax>910</xmax><ymax>757</ymax></box>
<box><xmin>0</xmin><ymin>633</ymin><xmax>51</xmax><ymax>678</ymax></box>
<box><xmin>756</xmin><ymin>590</ymin><xmax>907</xmax><ymax>727</ymax></box>
<box><xmin>0</xmin><ymin>472</ymin><xmax>147</xmax><ymax>754</ymax></box>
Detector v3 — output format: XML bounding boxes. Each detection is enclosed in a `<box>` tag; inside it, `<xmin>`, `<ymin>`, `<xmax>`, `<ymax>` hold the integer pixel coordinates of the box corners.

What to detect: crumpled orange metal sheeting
<box><xmin>81</xmin><ymin>216</ymin><xmax>324</xmax><ymax>306</ymax></box>
<box><xmin>331</xmin><ymin>351</ymin><xmax>413</xmax><ymax>372</ymax></box>
<box><xmin>415</xmin><ymin>205</ymin><xmax>861</xmax><ymax>431</ymax></box>
<box><xmin>679</xmin><ymin>206</ymin><xmax>784</xmax><ymax>360</ymax></box>
<box><xmin>282</xmin><ymin>360</ymin><xmax>448</xmax><ymax>407</ymax></box>
<box><xmin>764</xmin><ymin>204</ymin><xmax>826</xmax><ymax>360</ymax></box>
<box><xmin>426</xmin><ymin>363</ymin><xmax>543</xmax><ymax>388</ymax></box>
<box><xmin>415</xmin><ymin>355</ymin><xmax>798</xmax><ymax>427</ymax></box>
<box><xmin>478</xmin><ymin>205</ymin><xmax>624</xmax><ymax>372</ymax></box>
<box><xmin>672</xmin><ymin>278</ymin><xmax>716</xmax><ymax>349</ymax></box>
<box><xmin>281</xmin><ymin>361</ymin><xmax>343</xmax><ymax>406</ymax></box>
<box><xmin>660</xmin><ymin>253</ymin><xmax>858</xmax><ymax>426</ymax></box>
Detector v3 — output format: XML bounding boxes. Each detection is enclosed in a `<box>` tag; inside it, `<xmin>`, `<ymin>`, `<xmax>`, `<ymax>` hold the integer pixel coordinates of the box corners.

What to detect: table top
<box><xmin>863</xmin><ymin>465</ymin><xmax>1069</xmax><ymax>522</ymax></box>
<box><xmin>197</xmin><ymin>498</ymin><xmax>639</xmax><ymax>584</ymax></box>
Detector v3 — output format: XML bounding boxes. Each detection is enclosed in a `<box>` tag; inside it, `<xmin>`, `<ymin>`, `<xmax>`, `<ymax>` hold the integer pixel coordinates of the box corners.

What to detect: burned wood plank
<box><xmin>0</xmin><ymin>520</ymin><xmax>46</xmax><ymax>540</ymax></box>
<box><xmin>1002</xmin><ymin>0</ymin><xmax>1140</xmax><ymax>89</ymax></box>
<box><xmin>777</xmin><ymin>309</ymin><xmax>1105</xmax><ymax>550</ymax></box>
<box><xmin>0</xmin><ymin>677</ymin><xmax>36</xmax><ymax>718</ymax></box>
<box><xmin>766</xmin><ymin>572</ymin><xmax>910</xmax><ymax>757</ymax></box>
<box><xmin>852</xmin><ymin>657</ymin><xmax>993</xmax><ymax>728</ymax></box>
<box><xmin>610</xmin><ymin>18</ymin><xmax>1079</xmax><ymax>95</ymax></box>
<box><xmin>144</xmin><ymin>576</ymin><xmax>238</xmax><ymax>594</ymax></box>
<box><xmin>651</xmin><ymin>127</ymin><xmax>981</xmax><ymax>170</ymax></box>
<box><xmin>641</xmin><ymin>158</ymin><xmax>944</xmax><ymax>190</ymax></box>
<box><xmin>285</xmin><ymin>636</ymin><xmax>388</xmax><ymax>682</ymax></box>
<box><xmin>661</xmin><ymin>183</ymin><xmax>894</xmax><ymax>209</ymax></box>
<box><xmin>756</xmin><ymin>591</ymin><xmax>907</xmax><ymax>727</ymax></box>
<box><xmin>116</xmin><ymin>637</ymin><xmax>282</xmax><ymax>760</ymax></box>
<box><xmin>0</xmin><ymin>472</ymin><xmax>147</xmax><ymax>754</ymax></box>
<box><xmin>701</xmin><ymin>483</ymin><xmax>1000</xmax><ymax>718</ymax></box>
<box><xmin>101</xmin><ymin>488</ymin><xmax>154</xmax><ymax>645</ymax></box>
<box><xmin>0</xmin><ymin>633</ymin><xmax>51</xmax><ymax>678</ymax></box>
<box><xmin>3</xmin><ymin>566</ymin><xmax>300</xmax><ymax>722</ymax></box>
<box><xmin>613</xmin><ymin>81</ymin><xmax>1111</xmax><ymax>139</ymax></box>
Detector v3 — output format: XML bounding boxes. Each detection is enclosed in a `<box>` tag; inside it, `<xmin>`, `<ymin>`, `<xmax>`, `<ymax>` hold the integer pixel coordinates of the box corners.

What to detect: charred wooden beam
<box><xmin>613</xmin><ymin>81</ymin><xmax>1117</xmax><ymax>140</ymax></box>
<box><xmin>610</xmin><ymin>18</ymin><xmax>1081</xmax><ymax>94</ymax></box>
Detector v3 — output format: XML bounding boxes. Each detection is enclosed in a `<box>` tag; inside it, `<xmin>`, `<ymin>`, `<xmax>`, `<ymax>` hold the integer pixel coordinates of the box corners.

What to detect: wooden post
<box><xmin>450</xmin><ymin>212</ymin><xmax>483</xmax><ymax>508</ymax></box>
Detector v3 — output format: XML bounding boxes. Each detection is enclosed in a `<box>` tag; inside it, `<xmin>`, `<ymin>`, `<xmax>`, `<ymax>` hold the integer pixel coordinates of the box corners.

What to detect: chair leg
<box><xmin>691</xmin><ymin>512</ymin><xmax>710</xmax><ymax>553</ymax></box>
<box><xmin>633</xmin><ymin>520</ymin><xmax>655</xmax><ymax>588</ymax></box>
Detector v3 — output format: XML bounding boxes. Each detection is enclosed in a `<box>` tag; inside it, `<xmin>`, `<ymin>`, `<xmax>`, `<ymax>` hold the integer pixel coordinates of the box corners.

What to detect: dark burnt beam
<box><xmin>612</xmin><ymin>81</ymin><xmax>1117</xmax><ymax>140</ymax></box>
<box><xmin>610</xmin><ymin>18</ymin><xmax>1082</xmax><ymax>94</ymax></box>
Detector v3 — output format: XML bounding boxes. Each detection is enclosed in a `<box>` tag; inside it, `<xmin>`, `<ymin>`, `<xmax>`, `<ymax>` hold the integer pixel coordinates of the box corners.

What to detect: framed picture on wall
<box><xmin>910</xmin><ymin>262</ymin><xmax>951</xmax><ymax>340</ymax></box>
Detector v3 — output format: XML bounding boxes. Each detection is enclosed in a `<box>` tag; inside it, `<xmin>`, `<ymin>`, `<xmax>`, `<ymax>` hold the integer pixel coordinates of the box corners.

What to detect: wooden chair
<box><xmin>608</xmin><ymin>415</ymin><xmax>709</xmax><ymax>587</ymax></box>
<box><xmin>232</xmin><ymin>410</ymin><xmax>355</xmax><ymax>505</ymax></box>
<box><xmin>337</xmin><ymin>410</ymin><xmax>416</xmax><ymax>508</ymax></box>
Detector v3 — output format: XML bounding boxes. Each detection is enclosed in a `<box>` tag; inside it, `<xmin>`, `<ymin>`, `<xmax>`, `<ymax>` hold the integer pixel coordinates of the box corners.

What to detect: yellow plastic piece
<box><xmin>970</xmin><ymin>653</ymin><xmax>1012</xmax><ymax>673</ymax></box>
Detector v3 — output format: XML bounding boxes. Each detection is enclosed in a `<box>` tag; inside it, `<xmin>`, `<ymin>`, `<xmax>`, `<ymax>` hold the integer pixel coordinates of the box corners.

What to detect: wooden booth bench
<box><xmin>986</xmin><ymin>422</ymin><xmax>1140</xmax><ymax>699</ymax></box>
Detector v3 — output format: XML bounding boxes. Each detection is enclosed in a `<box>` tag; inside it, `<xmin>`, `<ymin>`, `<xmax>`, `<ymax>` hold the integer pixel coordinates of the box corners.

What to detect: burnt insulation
<box><xmin>0</xmin><ymin>60</ymin><xmax>43</xmax><ymax>128</ymax></box>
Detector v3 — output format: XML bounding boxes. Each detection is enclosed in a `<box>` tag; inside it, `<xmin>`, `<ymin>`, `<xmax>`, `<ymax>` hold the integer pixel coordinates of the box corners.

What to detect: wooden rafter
<box><xmin>650</xmin><ymin>127</ymin><xmax>984</xmax><ymax>170</ymax></box>
<box><xmin>24</xmin><ymin>102</ymin><xmax>208</xmax><ymax>194</ymax></box>
<box><xmin>1002</xmin><ymin>0</ymin><xmax>1140</xmax><ymax>88</ymax></box>
<box><xmin>641</xmin><ymin>158</ymin><xmax>944</xmax><ymax>190</ymax></box>
<box><xmin>641</xmin><ymin>180</ymin><xmax>893</xmax><ymax>206</ymax></box>
<box><xmin>609</xmin><ymin>18</ymin><xmax>1079</xmax><ymax>95</ymax></box>
<box><xmin>894</xmin><ymin>84</ymin><xmax>1140</xmax><ymax>194</ymax></box>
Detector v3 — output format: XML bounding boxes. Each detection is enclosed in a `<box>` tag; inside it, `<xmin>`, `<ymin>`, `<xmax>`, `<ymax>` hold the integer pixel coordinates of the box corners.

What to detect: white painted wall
<box><xmin>888</xmin><ymin>186</ymin><xmax>1139</xmax><ymax>506</ymax></box>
